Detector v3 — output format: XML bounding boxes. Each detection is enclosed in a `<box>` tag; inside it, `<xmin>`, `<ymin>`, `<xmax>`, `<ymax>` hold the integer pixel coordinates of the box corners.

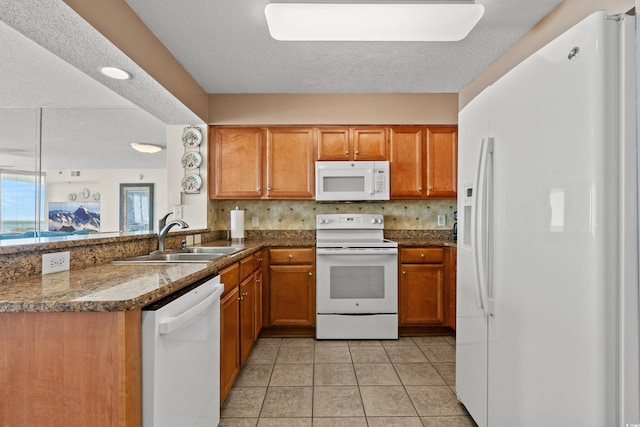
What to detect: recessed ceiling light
<box><xmin>100</xmin><ymin>66</ymin><xmax>132</xmax><ymax>80</ymax></box>
<box><xmin>265</xmin><ymin>2</ymin><xmax>485</xmax><ymax>41</ymax></box>
<box><xmin>131</xmin><ymin>143</ymin><xmax>163</xmax><ymax>154</ymax></box>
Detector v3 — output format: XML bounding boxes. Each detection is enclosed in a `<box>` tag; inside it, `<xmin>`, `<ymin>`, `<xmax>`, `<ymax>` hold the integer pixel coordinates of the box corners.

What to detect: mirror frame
<box><xmin>119</xmin><ymin>183</ymin><xmax>154</xmax><ymax>232</ymax></box>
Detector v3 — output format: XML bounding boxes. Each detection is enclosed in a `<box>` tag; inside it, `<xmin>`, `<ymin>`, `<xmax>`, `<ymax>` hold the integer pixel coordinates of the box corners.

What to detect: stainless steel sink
<box><xmin>183</xmin><ymin>246</ymin><xmax>243</xmax><ymax>254</ymax></box>
<box><xmin>114</xmin><ymin>252</ymin><xmax>226</xmax><ymax>264</ymax></box>
<box><xmin>113</xmin><ymin>246</ymin><xmax>243</xmax><ymax>264</ymax></box>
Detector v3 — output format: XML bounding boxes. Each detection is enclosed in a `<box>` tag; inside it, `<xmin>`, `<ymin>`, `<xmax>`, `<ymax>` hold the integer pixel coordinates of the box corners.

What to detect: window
<box><xmin>0</xmin><ymin>170</ymin><xmax>45</xmax><ymax>237</ymax></box>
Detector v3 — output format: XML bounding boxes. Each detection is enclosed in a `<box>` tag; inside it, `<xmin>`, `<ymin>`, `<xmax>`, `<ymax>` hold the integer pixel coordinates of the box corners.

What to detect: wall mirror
<box><xmin>0</xmin><ymin>20</ymin><xmax>168</xmax><ymax>243</ymax></box>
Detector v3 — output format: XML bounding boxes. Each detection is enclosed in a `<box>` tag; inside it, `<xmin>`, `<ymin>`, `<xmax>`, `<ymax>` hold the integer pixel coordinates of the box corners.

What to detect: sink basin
<box><xmin>114</xmin><ymin>252</ymin><xmax>225</xmax><ymax>264</ymax></box>
<box><xmin>183</xmin><ymin>246</ymin><xmax>243</xmax><ymax>255</ymax></box>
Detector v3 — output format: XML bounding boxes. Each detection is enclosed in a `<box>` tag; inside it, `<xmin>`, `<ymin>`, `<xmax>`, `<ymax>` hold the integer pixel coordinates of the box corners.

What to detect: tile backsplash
<box><xmin>208</xmin><ymin>199</ymin><xmax>456</xmax><ymax>231</ymax></box>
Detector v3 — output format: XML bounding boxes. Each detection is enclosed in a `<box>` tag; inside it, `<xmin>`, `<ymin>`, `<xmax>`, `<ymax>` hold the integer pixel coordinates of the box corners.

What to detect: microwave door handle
<box><xmin>369</xmin><ymin>168</ymin><xmax>375</xmax><ymax>195</ymax></box>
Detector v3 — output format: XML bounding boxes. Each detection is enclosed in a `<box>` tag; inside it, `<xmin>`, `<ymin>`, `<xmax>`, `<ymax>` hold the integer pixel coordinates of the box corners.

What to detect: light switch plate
<box><xmin>42</xmin><ymin>251</ymin><xmax>70</xmax><ymax>275</ymax></box>
<box><xmin>252</xmin><ymin>216</ymin><xmax>259</xmax><ymax>227</ymax></box>
<box><xmin>437</xmin><ymin>214</ymin><xmax>446</xmax><ymax>227</ymax></box>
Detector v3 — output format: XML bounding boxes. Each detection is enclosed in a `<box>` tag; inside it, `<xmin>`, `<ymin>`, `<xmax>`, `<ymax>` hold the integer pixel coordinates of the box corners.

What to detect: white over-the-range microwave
<box><xmin>315</xmin><ymin>161</ymin><xmax>390</xmax><ymax>201</ymax></box>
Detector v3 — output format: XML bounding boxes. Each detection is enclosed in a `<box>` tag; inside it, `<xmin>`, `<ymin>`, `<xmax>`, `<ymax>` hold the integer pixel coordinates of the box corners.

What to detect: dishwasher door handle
<box><xmin>159</xmin><ymin>283</ymin><xmax>224</xmax><ymax>335</ymax></box>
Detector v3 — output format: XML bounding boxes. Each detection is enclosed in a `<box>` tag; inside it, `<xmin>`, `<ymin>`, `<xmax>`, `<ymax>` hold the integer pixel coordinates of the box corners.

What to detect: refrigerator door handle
<box><xmin>471</xmin><ymin>137</ymin><xmax>487</xmax><ymax>311</ymax></box>
<box><xmin>484</xmin><ymin>138</ymin><xmax>495</xmax><ymax>315</ymax></box>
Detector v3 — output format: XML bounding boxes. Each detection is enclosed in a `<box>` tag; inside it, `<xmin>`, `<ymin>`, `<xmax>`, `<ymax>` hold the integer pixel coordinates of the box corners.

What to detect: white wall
<box><xmin>46</xmin><ymin>168</ymin><xmax>167</xmax><ymax>232</ymax></box>
<box><xmin>167</xmin><ymin>125</ymin><xmax>208</xmax><ymax>230</ymax></box>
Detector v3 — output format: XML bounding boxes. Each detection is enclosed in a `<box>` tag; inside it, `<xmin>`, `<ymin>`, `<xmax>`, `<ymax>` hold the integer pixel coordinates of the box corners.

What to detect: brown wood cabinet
<box><xmin>317</xmin><ymin>127</ymin><xmax>387</xmax><ymax>161</ymax></box>
<box><xmin>399</xmin><ymin>247</ymin><xmax>456</xmax><ymax>331</ymax></box>
<box><xmin>388</xmin><ymin>127</ymin><xmax>425</xmax><ymax>198</ymax></box>
<box><xmin>267</xmin><ymin>248</ymin><xmax>315</xmax><ymax>327</ymax></box>
<box><xmin>210</xmin><ymin>127</ymin><xmax>263</xmax><ymax>199</ymax></box>
<box><xmin>0</xmin><ymin>310</ymin><xmax>141</xmax><ymax>427</ymax></box>
<box><xmin>210</xmin><ymin>125</ymin><xmax>457</xmax><ymax>200</ymax></box>
<box><xmin>388</xmin><ymin>126</ymin><xmax>457</xmax><ymax>199</ymax></box>
<box><xmin>426</xmin><ymin>126</ymin><xmax>458</xmax><ymax>198</ymax></box>
<box><xmin>265</xmin><ymin>127</ymin><xmax>315</xmax><ymax>199</ymax></box>
<box><xmin>219</xmin><ymin>263</ymin><xmax>240</xmax><ymax>401</ymax></box>
<box><xmin>210</xmin><ymin>127</ymin><xmax>316</xmax><ymax>200</ymax></box>
<box><xmin>219</xmin><ymin>250</ymin><xmax>264</xmax><ymax>401</ymax></box>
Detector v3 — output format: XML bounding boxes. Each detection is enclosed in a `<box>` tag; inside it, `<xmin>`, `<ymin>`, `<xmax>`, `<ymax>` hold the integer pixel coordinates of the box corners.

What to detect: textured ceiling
<box><xmin>124</xmin><ymin>0</ymin><xmax>564</xmax><ymax>94</ymax></box>
<box><xmin>0</xmin><ymin>0</ymin><xmax>564</xmax><ymax>171</ymax></box>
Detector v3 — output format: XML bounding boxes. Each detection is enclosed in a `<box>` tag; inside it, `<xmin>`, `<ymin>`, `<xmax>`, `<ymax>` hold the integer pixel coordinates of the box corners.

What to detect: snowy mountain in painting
<box><xmin>49</xmin><ymin>205</ymin><xmax>100</xmax><ymax>232</ymax></box>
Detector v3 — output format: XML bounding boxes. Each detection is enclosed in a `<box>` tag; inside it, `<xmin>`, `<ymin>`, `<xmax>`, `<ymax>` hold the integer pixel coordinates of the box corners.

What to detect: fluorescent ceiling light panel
<box><xmin>265</xmin><ymin>3</ymin><xmax>485</xmax><ymax>41</ymax></box>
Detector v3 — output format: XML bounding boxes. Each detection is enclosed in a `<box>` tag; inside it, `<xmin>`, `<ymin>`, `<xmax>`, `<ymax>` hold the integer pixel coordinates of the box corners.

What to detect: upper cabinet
<box><xmin>265</xmin><ymin>127</ymin><xmax>316</xmax><ymax>199</ymax></box>
<box><xmin>210</xmin><ymin>125</ymin><xmax>456</xmax><ymax>200</ymax></box>
<box><xmin>388</xmin><ymin>126</ymin><xmax>457</xmax><ymax>199</ymax></box>
<box><xmin>210</xmin><ymin>127</ymin><xmax>316</xmax><ymax>200</ymax></box>
<box><xmin>426</xmin><ymin>126</ymin><xmax>458</xmax><ymax>198</ymax></box>
<box><xmin>317</xmin><ymin>127</ymin><xmax>386</xmax><ymax>161</ymax></box>
<box><xmin>210</xmin><ymin>127</ymin><xmax>263</xmax><ymax>199</ymax></box>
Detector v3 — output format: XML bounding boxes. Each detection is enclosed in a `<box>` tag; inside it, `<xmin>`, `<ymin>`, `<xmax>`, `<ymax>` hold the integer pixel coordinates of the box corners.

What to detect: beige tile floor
<box><xmin>220</xmin><ymin>335</ymin><xmax>477</xmax><ymax>427</ymax></box>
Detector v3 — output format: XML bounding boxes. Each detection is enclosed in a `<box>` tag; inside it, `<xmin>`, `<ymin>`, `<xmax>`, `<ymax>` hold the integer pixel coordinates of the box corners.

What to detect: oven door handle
<box><xmin>316</xmin><ymin>248</ymin><xmax>398</xmax><ymax>256</ymax></box>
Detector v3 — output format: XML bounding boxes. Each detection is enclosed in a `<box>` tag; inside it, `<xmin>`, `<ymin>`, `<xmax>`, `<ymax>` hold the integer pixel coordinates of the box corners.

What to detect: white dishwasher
<box><xmin>142</xmin><ymin>275</ymin><xmax>224</xmax><ymax>427</ymax></box>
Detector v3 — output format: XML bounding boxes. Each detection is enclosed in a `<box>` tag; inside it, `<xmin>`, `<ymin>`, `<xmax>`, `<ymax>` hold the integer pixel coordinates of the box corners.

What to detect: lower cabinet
<box><xmin>399</xmin><ymin>247</ymin><xmax>456</xmax><ymax>330</ymax></box>
<box><xmin>220</xmin><ymin>250</ymin><xmax>263</xmax><ymax>402</ymax></box>
<box><xmin>266</xmin><ymin>247</ymin><xmax>316</xmax><ymax>328</ymax></box>
<box><xmin>220</xmin><ymin>285</ymin><xmax>240</xmax><ymax>401</ymax></box>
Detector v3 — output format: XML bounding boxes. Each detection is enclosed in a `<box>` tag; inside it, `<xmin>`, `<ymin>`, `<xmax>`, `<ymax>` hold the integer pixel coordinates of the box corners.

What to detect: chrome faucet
<box><xmin>157</xmin><ymin>219</ymin><xmax>189</xmax><ymax>253</ymax></box>
<box><xmin>158</xmin><ymin>212</ymin><xmax>173</xmax><ymax>232</ymax></box>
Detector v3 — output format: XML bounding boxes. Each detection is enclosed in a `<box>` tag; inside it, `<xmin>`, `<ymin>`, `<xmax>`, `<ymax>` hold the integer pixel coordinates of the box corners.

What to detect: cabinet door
<box><xmin>317</xmin><ymin>127</ymin><xmax>350</xmax><ymax>160</ymax></box>
<box><xmin>240</xmin><ymin>276</ymin><xmax>255</xmax><ymax>364</ymax></box>
<box><xmin>254</xmin><ymin>270</ymin><xmax>263</xmax><ymax>340</ymax></box>
<box><xmin>211</xmin><ymin>128</ymin><xmax>263</xmax><ymax>198</ymax></box>
<box><xmin>220</xmin><ymin>286</ymin><xmax>240</xmax><ymax>401</ymax></box>
<box><xmin>269</xmin><ymin>264</ymin><xmax>315</xmax><ymax>326</ymax></box>
<box><xmin>426</xmin><ymin>126</ymin><xmax>457</xmax><ymax>198</ymax></box>
<box><xmin>265</xmin><ymin>127</ymin><xmax>316</xmax><ymax>199</ymax></box>
<box><xmin>388</xmin><ymin>127</ymin><xmax>425</xmax><ymax>198</ymax></box>
<box><xmin>399</xmin><ymin>264</ymin><xmax>445</xmax><ymax>325</ymax></box>
<box><xmin>352</xmin><ymin>127</ymin><xmax>387</xmax><ymax>160</ymax></box>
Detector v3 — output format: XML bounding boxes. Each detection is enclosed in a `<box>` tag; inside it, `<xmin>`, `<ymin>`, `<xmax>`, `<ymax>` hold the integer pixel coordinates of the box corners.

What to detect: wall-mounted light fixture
<box><xmin>100</xmin><ymin>66</ymin><xmax>132</xmax><ymax>80</ymax></box>
<box><xmin>265</xmin><ymin>1</ymin><xmax>484</xmax><ymax>41</ymax></box>
<box><xmin>131</xmin><ymin>143</ymin><xmax>163</xmax><ymax>154</ymax></box>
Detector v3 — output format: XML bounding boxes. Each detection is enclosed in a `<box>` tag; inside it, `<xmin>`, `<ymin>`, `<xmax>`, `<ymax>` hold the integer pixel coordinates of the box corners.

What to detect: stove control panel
<box><xmin>316</xmin><ymin>214</ymin><xmax>384</xmax><ymax>229</ymax></box>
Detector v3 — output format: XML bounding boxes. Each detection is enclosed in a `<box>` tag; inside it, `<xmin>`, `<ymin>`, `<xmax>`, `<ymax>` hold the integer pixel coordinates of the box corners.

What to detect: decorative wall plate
<box><xmin>181</xmin><ymin>174</ymin><xmax>202</xmax><ymax>193</ymax></box>
<box><xmin>181</xmin><ymin>151</ymin><xmax>202</xmax><ymax>169</ymax></box>
<box><xmin>79</xmin><ymin>188</ymin><xmax>90</xmax><ymax>199</ymax></box>
<box><xmin>93</xmin><ymin>192</ymin><xmax>101</xmax><ymax>201</ymax></box>
<box><xmin>68</xmin><ymin>193</ymin><xmax>77</xmax><ymax>201</ymax></box>
<box><xmin>182</xmin><ymin>127</ymin><xmax>202</xmax><ymax>147</ymax></box>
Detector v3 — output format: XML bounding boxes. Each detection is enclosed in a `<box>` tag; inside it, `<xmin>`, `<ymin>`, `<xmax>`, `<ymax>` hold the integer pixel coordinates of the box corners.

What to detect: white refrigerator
<box><xmin>456</xmin><ymin>10</ymin><xmax>640</xmax><ymax>427</ymax></box>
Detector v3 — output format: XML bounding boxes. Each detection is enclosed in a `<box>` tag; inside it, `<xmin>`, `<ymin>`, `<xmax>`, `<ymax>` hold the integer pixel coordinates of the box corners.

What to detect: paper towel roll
<box><xmin>230</xmin><ymin>208</ymin><xmax>245</xmax><ymax>241</ymax></box>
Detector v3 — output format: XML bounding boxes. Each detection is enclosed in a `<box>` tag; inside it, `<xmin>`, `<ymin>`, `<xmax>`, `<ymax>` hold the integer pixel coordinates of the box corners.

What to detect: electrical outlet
<box><xmin>42</xmin><ymin>251</ymin><xmax>70</xmax><ymax>275</ymax></box>
<box><xmin>194</xmin><ymin>234</ymin><xmax>202</xmax><ymax>244</ymax></box>
<box><xmin>252</xmin><ymin>216</ymin><xmax>259</xmax><ymax>227</ymax></box>
<box><xmin>186</xmin><ymin>235</ymin><xmax>194</xmax><ymax>246</ymax></box>
<box><xmin>437</xmin><ymin>214</ymin><xmax>446</xmax><ymax>227</ymax></box>
<box><xmin>173</xmin><ymin>205</ymin><xmax>183</xmax><ymax>219</ymax></box>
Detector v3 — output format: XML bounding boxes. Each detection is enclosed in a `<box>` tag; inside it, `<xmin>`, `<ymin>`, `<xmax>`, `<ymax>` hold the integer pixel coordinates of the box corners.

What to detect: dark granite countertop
<box><xmin>0</xmin><ymin>234</ymin><xmax>453</xmax><ymax>313</ymax></box>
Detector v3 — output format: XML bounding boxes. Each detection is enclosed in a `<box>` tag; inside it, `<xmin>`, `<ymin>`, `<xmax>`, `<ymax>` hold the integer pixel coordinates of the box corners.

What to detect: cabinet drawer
<box><xmin>269</xmin><ymin>248</ymin><xmax>315</xmax><ymax>264</ymax></box>
<box><xmin>220</xmin><ymin>263</ymin><xmax>240</xmax><ymax>297</ymax></box>
<box><xmin>253</xmin><ymin>250</ymin><xmax>263</xmax><ymax>271</ymax></box>
<box><xmin>400</xmin><ymin>248</ymin><xmax>444</xmax><ymax>264</ymax></box>
<box><xmin>239</xmin><ymin>255</ymin><xmax>254</xmax><ymax>281</ymax></box>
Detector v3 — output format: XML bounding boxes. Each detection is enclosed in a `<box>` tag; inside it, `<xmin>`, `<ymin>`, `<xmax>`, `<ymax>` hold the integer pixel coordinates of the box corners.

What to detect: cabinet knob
<box><xmin>238</xmin><ymin>296</ymin><xmax>243</xmax><ymax>301</ymax></box>
<box><xmin>308</xmin><ymin>272</ymin><xmax>312</xmax><ymax>276</ymax></box>
<box><xmin>288</xmin><ymin>254</ymin><xmax>293</xmax><ymax>259</ymax></box>
<box><xmin>267</xmin><ymin>187</ymin><xmax>272</xmax><ymax>191</ymax></box>
<box><xmin>418</xmin><ymin>187</ymin><xmax>423</xmax><ymax>191</ymax></box>
<box><xmin>428</xmin><ymin>186</ymin><xmax>433</xmax><ymax>191</ymax></box>
<box><xmin>243</xmin><ymin>292</ymin><xmax>248</xmax><ymax>297</ymax></box>
<box><xmin>355</xmin><ymin>150</ymin><xmax>359</xmax><ymax>155</ymax></box>
<box><xmin>344</xmin><ymin>150</ymin><xmax>349</xmax><ymax>155</ymax></box>
<box><xmin>257</xmin><ymin>187</ymin><xmax>261</xmax><ymax>191</ymax></box>
<box><xmin>259</xmin><ymin>258</ymin><xmax>263</xmax><ymax>263</ymax></box>
<box><xmin>402</xmin><ymin>271</ymin><xmax>407</xmax><ymax>275</ymax></box>
<box><xmin>256</xmin><ymin>279</ymin><xmax>261</xmax><ymax>283</ymax></box>
<box><xmin>421</xmin><ymin>253</ymin><xmax>425</xmax><ymax>258</ymax></box>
